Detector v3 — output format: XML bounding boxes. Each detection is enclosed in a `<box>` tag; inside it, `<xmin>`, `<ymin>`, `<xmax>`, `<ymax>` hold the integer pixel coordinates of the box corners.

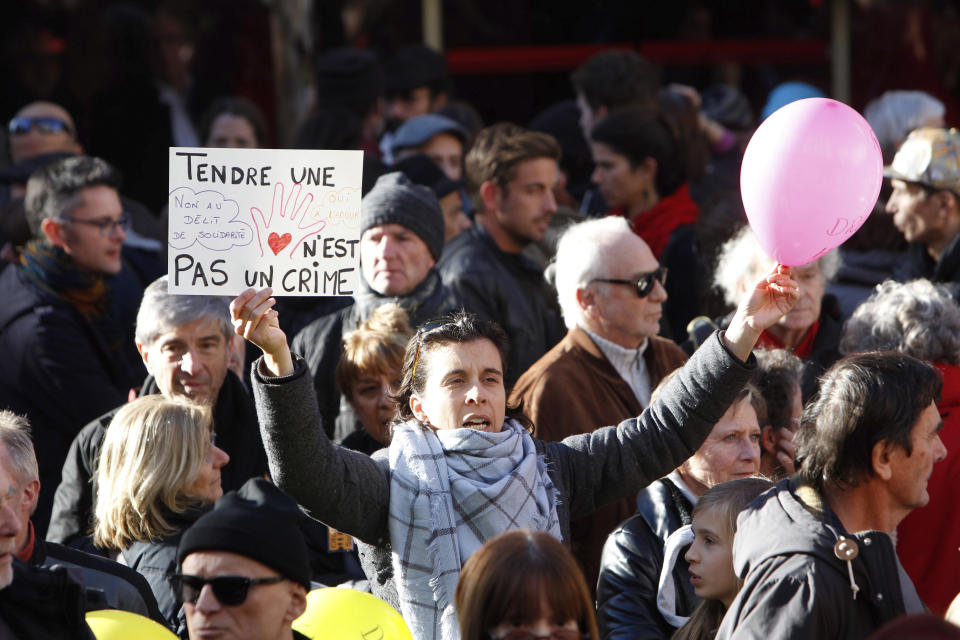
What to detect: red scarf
<box><xmin>612</xmin><ymin>183</ymin><xmax>699</xmax><ymax>259</ymax></box>
<box><xmin>16</xmin><ymin>520</ymin><xmax>34</xmax><ymax>563</ymax></box>
<box><xmin>755</xmin><ymin>320</ymin><xmax>820</xmax><ymax>359</ymax></box>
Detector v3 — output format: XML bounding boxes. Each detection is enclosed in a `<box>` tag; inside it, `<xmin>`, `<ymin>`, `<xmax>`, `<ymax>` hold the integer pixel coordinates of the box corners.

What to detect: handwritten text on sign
<box><xmin>167</xmin><ymin>147</ymin><xmax>363</xmax><ymax>295</ymax></box>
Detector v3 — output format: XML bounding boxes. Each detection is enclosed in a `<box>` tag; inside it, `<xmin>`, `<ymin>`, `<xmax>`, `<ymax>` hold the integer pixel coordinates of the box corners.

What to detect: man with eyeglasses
<box><xmin>175</xmin><ymin>478</ymin><xmax>311</xmax><ymax>640</ymax></box>
<box><xmin>0</xmin><ymin>155</ymin><xmax>147</xmax><ymax>537</ymax></box>
<box><xmin>47</xmin><ymin>276</ymin><xmax>268</xmax><ymax>551</ymax></box>
<box><xmin>0</xmin><ymin>410</ymin><xmax>164</xmax><ymax>623</ymax></box>
<box><xmin>510</xmin><ymin>216</ymin><xmax>687</xmax><ymax>590</ymax></box>
<box><xmin>1</xmin><ymin>101</ymin><xmax>166</xmax><ymax>269</ymax></box>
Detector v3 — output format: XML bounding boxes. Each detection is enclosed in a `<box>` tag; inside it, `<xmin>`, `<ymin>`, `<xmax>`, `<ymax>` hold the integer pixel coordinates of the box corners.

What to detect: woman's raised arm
<box><xmin>230</xmin><ymin>287</ymin><xmax>294</xmax><ymax>377</ymax></box>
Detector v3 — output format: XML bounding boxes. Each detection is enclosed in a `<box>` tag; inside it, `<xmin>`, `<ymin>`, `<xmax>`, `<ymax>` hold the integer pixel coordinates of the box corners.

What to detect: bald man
<box><xmin>8</xmin><ymin>101</ymin><xmax>82</xmax><ymax>164</ymax></box>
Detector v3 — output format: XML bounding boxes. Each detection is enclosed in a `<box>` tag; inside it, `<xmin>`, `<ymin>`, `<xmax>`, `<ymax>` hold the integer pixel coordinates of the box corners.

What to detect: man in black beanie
<box><xmin>175</xmin><ymin>478</ymin><xmax>310</xmax><ymax>640</ymax></box>
<box><xmin>292</xmin><ymin>172</ymin><xmax>461</xmax><ymax>442</ymax></box>
<box><xmin>383</xmin><ymin>45</ymin><xmax>450</xmax><ymax>132</ymax></box>
<box><xmin>380</xmin><ymin>44</ymin><xmax>452</xmax><ymax>163</ymax></box>
<box><xmin>314</xmin><ymin>48</ymin><xmax>385</xmax><ymax>159</ymax></box>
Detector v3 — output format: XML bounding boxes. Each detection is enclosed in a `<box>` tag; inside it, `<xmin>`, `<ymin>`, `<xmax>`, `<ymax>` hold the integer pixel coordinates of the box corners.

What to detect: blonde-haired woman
<box><xmin>94</xmin><ymin>394</ymin><xmax>229</xmax><ymax>630</ymax></box>
<box><xmin>337</xmin><ymin>303</ymin><xmax>413</xmax><ymax>453</ymax></box>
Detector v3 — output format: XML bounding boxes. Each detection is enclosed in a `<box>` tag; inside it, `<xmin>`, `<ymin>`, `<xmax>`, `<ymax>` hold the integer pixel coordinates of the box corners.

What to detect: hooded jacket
<box><xmin>28</xmin><ymin>531</ymin><xmax>164</xmax><ymax>625</ymax></box>
<box><xmin>715</xmin><ymin>478</ymin><xmax>923</xmax><ymax>640</ymax></box>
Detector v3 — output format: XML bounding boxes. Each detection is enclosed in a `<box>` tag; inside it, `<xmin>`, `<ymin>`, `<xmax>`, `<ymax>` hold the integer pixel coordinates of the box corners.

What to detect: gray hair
<box><xmin>754</xmin><ymin>349</ymin><xmax>803</xmax><ymax>430</ymax></box>
<box><xmin>840</xmin><ymin>279</ymin><xmax>960</xmax><ymax>365</ymax></box>
<box><xmin>24</xmin><ymin>155</ymin><xmax>122</xmax><ymax>240</ymax></box>
<box><xmin>554</xmin><ymin>216</ymin><xmax>634</xmax><ymax>330</ymax></box>
<box><xmin>713</xmin><ymin>225</ymin><xmax>840</xmax><ymax>307</ymax></box>
<box><xmin>0</xmin><ymin>411</ymin><xmax>38</xmax><ymax>485</ymax></box>
<box><xmin>135</xmin><ymin>276</ymin><xmax>233</xmax><ymax>347</ymax></box>
<box><xmin>864</xmin><ymin>91</ymin><xmax>945</xmax><ymax>162</ymax></box>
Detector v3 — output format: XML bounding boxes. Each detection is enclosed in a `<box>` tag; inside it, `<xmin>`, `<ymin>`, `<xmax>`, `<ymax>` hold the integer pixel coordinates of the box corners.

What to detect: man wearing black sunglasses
<box><xmin>7</xmin><ymin>101</ymin><xmax>82</xmax><ymax>165</ymax></box>
<box><xmin>176</xmin><ymin>478</ymin><xmax>310</xmax><ymax>640</ymax></box>
<box><xmin>511</xmin><ymin>217</ymin><xmax>687</xmax><ymax>590</ymax></box>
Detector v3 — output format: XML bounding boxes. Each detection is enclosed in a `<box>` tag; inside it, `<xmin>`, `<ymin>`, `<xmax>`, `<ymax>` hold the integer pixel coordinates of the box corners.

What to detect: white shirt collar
<box><xmin>667</xmin><ymin>469</ymin><xmax>700</xmax><ymax>506</ymax></box>
<box><xmin>583</xmin><ymin>327</ymin><xmax>652</xmax><ymax>407</ymax></box>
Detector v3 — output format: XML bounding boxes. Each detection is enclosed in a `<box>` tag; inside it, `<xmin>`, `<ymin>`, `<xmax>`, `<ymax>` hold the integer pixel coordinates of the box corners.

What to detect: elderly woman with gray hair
<box><xmin>839</xmin><ymin>278</ymin><xmax>960</xmax><ymax>615</ymax></box>
<box><xmin>705</xmin><ymin>225</ymin><xmax>842</xmax><ymax>401</ymax></box>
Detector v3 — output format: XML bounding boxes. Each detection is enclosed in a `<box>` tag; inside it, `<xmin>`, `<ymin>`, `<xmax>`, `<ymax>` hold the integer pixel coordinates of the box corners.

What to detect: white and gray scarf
<box><xmin>388</xmin><ymin>418</ymin><xmax>562</xmax><ymax>640</ymax></box>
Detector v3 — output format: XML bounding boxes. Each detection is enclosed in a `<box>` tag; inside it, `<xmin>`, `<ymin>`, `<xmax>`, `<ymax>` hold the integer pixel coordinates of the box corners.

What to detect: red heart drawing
<box><xmin>267</xmin><ymin>232</ymin><xmax>292</xmax><ymax>256</ymax></box>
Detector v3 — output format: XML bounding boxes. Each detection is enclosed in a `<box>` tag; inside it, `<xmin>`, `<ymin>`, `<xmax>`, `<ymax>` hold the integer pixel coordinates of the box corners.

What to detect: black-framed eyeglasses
<box><xmin>410</xmin><ymin>319</ymin><xmax>453</xmax><ymax>379</ymax></box>
<box><xmin>171</xmin><ymin>574</ymin><xmax>285</xmax><ymax>607</ymax></box>
<box><xmin>56</xmin><ymin>215</ymin><xmax>128</xmax><ymax>237</ymax></box>
<box><xmin>487</xmin><ymin>629</ymin><xmax>590</xmax><ymax>640</ymax></box>
<box><xmin>591</xmin><ymin>266</ymin><xmax>667</xmax><ymax>298</ymax></box>
<box><xmin>8</xmin><ymin>116</ymin><xmax>74</xmax><ymax>136</ymax></box>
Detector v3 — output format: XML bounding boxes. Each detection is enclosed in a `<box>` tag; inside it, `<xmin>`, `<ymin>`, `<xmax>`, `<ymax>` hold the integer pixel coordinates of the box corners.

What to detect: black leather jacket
<box><xmin>0</xmin><ymin>559</ymin><xmax>97</xmax><ymax>640</ymax></box>
<box><xmin>596</xmin><ymin>478</ymin><xmax>699</xmax><ymax>640</ymax></box>
<box><xmin>437</xmin><ymin>224</ymin><xmax>564</xmax><ymax>388</ymax></box>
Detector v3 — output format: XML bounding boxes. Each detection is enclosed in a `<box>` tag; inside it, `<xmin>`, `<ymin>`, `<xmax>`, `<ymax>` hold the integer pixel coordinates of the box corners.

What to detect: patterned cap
<box><xmin>884</xmin><ymin>127</ymin><xmax>960</xmax><ymax>194</ymax></box>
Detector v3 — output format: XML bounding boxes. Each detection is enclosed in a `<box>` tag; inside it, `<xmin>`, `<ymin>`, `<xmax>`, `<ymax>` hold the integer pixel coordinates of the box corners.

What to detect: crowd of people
<box><xmin>2</xmin><ymin>21</ymin><xmax>960</xmax><ymax>640</ymax></box>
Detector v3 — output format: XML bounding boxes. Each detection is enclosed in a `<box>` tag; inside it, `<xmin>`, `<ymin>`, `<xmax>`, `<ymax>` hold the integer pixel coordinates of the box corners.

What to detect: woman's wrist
<box><xmin>722</xmin><ymin>310</ymin><xmax>762</xmax><ymax>363</ymax></box>
<box><xmin>262</xmin><ymin>346</ymin><xmax>294</xmax><ymax>377</ymax></box>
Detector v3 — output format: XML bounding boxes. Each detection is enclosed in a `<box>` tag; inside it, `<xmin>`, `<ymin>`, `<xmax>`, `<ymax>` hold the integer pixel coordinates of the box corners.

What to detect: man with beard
<box><xmin>438</xmin><ymin>123</ymin><xmax>565</xmax><ymax>387</ymax></box>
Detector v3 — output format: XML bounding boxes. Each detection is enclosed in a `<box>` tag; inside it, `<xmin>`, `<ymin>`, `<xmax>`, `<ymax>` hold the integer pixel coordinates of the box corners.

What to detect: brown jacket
<box><xmin>510</xmin><ymin>327</ymin><xmax>688</xmax><ymax>590</ymax></box>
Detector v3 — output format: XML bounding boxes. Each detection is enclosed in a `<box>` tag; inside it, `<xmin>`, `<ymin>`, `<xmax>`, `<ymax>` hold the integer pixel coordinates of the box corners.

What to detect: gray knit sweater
<box><xmin>251</xmin><ymin>331</ymin><xmax>754</xmax><ymax>609</ymax></box>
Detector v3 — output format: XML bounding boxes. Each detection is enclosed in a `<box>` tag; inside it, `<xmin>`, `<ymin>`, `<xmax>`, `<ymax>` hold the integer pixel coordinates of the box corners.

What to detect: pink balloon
<box><xmin>740</xmin><ymin>98</ymin><xmax>883</xmax><ymax>266</ymax></box>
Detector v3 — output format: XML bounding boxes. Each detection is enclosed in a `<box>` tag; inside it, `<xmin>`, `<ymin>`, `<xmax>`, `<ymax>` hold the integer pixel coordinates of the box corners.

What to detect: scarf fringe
<box><xmin>427</xmin><ymin>492</ymin><xmax>457</xmax><ymax>613</ymax></box>
<box><xmin>389</xmin><ymin>419</ymin><xmax>562</xmax><ymax>640</ymax></box>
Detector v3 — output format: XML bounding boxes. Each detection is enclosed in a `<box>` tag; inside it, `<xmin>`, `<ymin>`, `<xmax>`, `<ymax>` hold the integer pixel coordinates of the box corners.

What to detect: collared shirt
<box><xmin>667</xmin><ymin>469</ymin><xmax>700</xmax><ymax>507</ymax></box>
<box><xmin>584</xmin><ymin>328</ymin><xmax>652</xmax><ymax>408</ymax></box>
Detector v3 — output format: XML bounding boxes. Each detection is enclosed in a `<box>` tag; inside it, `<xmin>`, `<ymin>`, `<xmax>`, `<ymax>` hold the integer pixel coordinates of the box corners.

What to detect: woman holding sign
<box><xmin>229</xmin><ymin>266</ymin><xmax>798</xmax><ymax>640</ymax></box>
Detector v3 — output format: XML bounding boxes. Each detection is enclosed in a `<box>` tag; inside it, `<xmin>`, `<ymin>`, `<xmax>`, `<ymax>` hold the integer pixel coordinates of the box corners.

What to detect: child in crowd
<box><xmin>661</xmin><ymin>477</ymin><xmax>773</xmax><ymax>640</ymax></box>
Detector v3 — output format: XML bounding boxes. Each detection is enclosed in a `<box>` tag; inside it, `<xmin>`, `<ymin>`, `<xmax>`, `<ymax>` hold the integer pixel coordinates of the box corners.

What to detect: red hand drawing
<box><xmin>249</xmin><ymin>182</ymin><xmax>326</xmax><ymax>259</ymax></box>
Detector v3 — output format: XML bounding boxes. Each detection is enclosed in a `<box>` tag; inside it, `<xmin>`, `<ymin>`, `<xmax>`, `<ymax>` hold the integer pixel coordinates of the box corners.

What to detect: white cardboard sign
<box><xmin>166</xmin><ymin>147</ymin><xmax>363</xmax><ymax>295</ymax></box>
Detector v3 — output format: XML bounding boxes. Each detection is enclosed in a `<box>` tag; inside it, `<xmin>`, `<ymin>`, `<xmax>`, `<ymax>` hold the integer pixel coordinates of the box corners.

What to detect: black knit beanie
<box><xmin>177</xmin><ymin>478</ymin><xmax>311</xmax><ymax>589</ymax></box>
<box><xmin>315</xmin><ymin>48</ymin><xmax>384</xmax><ymax>115</ymax></box>
<box><xmin>361</xmin><ymin>171</ymin><xmax>444</xmax><ymax>261</ymax></box>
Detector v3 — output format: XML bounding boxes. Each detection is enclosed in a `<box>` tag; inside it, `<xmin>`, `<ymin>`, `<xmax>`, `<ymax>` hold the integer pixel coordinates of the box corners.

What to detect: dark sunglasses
<box><xmin>487</xmin><ymin>629</ymin><xmax>589</xmax><ymax>640</ymax></box>
<box><xmin>171</xmin><ymin>573</ymin><xmax>285</xmax><ymax>607</ymax></box>
<box><xmin>591</xmin><ymin>266</ymin><xmax>668</xmax><ymax>298</ymax></box>
<box><xmin>8</xmin><ymin>116</ymin><xmax>73</xmax><ymax>136</ymax></box>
